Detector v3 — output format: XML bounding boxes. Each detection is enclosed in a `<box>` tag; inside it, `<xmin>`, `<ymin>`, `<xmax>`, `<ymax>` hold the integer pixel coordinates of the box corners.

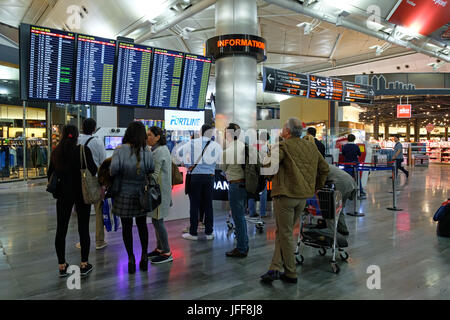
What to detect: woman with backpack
<box><xmin>110</xmin><ymin>121</ymin><xmax>154</xmax><ymax>274</ymax></box>
<box><xmin>146</xmin><ymin>126</ymin><xmax>173</xmax><ymax>264</ymax></box>
<box><xmin>48</xmin><ymin>124</ymin><xmax>97</xmax><ymax>277</ymax></box>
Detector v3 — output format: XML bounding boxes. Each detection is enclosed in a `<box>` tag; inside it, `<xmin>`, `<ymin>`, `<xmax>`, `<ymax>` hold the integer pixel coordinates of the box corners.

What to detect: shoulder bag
<box><xmin>185</xmin><ymin>140</ymin><xmax>211</xmax><ymax>195</ymax></box>
<box><xmin>80</xmin><ymin>145</ymin><xmax>102</xmax><ymax>204</ymax></box>
<box><xmin>139</xmin><ymin>148</ymin><xmax>162</xmax><ymax>213</ymax></box>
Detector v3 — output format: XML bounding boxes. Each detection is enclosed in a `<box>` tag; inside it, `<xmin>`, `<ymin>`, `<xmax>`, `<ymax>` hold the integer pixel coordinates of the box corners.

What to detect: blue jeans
<box><xmin>188</xmin><ymin>174</ymin><xmax>214</xmax><ymax>236</ymax></box>
<box><xmin>248</xmin><ymin>184</ymin><xmax>267</xmax><ymax>217</ymax></box>
<box><xmin>229</xmin><ymin>182</ymin><xmax>249</xmax><ymax>253</ymax></box>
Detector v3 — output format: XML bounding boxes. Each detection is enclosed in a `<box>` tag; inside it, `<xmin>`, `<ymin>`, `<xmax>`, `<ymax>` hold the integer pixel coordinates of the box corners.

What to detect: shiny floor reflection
<box><xmin>0</xmin><ymin>165</ymin><xmax>449</xmax><ymax>299</ymax></box>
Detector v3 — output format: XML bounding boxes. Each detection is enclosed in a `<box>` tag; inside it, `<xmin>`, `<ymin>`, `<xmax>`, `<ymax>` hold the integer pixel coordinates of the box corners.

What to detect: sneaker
<box><xmin>75</xmin><ymin>242</ymin><xmax>81</xmax><ymax>249</ymax></box>
<box><xmin>205</xmin><ymin>233</ymin><xmax>214</xmax><ymax>240</ymax></box>
<box><xmin>96</xmin><ymin>241</ymin><xmax>108</xmax><ymax>250</ymax></box>
<box><xmin>182</xmin><ymin>226</ymin><xmax>189</xmax><ymax>233</ymax></box>
<box><xmin>198</xmin><ymin>222</ymin><xmax>205</xmax><ymax>229</ymax></box>
<box><xmin>182</xmin><ymin>233</ymin><xmax>198</xmax><ymax>241</ymax></box>
<box><xmin>226</xmin><ymin>248</ymin><xmax>248</xmax><ymax>258</ymax></box>
<box><xmin>80</xmin><ymin>263</ymin><xmax>93</xmax><ymax>276</ymax></box>
<box><xmin>151</xmin><ymin>253</ymin><xmax>173</xmax><ymax>264</ymax></box>
<box><xmin>59</xmin><ymin>263</ymin><xmax>69</xmax><ymax>278</ymax></box>
<box><xmin>280</xmin><ymin>272</ymin><xmax>298</xmax><ymax>284</ymax></box>
<box><xmin>148</xmin><ymin>249</ymin><xmax>162</xmax><ymax>259</ymax></box>
<box><xmin>260</xmin><ymin>270</ymin><xmax>280</xmax><ymax>283</ymax></box>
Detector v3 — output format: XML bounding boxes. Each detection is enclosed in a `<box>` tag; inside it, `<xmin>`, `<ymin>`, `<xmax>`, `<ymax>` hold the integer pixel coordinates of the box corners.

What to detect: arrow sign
<box><xmin>267</xmin><ymin>73</ymin><xmax>274</xmax><ymax>84</ymax></box>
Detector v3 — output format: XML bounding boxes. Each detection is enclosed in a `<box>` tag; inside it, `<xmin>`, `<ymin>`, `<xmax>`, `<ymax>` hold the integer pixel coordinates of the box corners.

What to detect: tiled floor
<box><xmin>0</xmin><ymin>164</ymin><xmax>449</xmax><ymax>300</ymax></box>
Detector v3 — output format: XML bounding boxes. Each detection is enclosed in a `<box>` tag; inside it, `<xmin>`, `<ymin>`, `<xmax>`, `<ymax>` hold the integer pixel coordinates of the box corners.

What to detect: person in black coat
<box><xmin>48</xmin><ymin>124</ymin><xmax>97</xmax><ymax>277</ymax></box>
<box><xmin>307</xmin><ymin>127</ymin><xmax>326</xmax><ymax>158</ymax></box>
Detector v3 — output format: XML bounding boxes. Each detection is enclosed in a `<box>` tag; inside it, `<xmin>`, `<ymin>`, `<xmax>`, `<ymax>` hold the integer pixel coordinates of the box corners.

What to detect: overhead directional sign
<box><xmin>263</xmin><ymin>67</ymin><xmax>374</xmax><ymax>104</ymax></box>
<box><xmin>263</xmin><ymin>67</ymin><xmax>308</xmax><ymax>97</ymax></box>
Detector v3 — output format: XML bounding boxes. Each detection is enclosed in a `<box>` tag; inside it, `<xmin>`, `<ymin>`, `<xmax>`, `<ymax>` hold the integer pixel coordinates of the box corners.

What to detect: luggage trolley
<box><xmin>295</xmin><ymin>187</ymin><xmax>349</xmax><ymax>274</ymax></box>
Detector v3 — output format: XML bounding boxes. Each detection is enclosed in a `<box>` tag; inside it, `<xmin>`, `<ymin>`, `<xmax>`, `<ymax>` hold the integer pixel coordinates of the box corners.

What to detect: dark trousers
<box><xmin>395</xmin><ymin>159</ymin><xmax>408</xmax><ymax>176</ymax></box>
<box><xmin>120</xmin><ymin>216</ymin><xmax>148</xmax><ymax>259</ymax></box>
<box><xmin>188</xmin><ymin>174</ymin><xmax>214</xmax><ymax>236</ymax></box>
<box><xmin>55</xmin><ymin>197</ymin><xmax>91</xmax><ymax>264</ymax></box>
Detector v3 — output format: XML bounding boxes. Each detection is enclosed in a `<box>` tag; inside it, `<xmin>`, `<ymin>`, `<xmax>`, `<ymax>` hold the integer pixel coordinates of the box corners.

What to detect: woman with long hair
<box><xmin>48</xmin><ymin>124</ymin><xmax>97</xmax><ymax>277</ymax></box>
<box><xmin>110</xmin><ymin>121</ymin><xmax>154</xmax><ymax>274</ymax></box>
<box><xmin>147</xmin><ymin>126</ymin><xmax>173</xmax><ymax>264</ymax></box>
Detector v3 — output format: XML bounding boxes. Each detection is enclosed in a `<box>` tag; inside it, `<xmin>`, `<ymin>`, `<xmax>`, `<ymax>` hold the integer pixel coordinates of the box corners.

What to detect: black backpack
<box><xmin>242</xmin><ymin>144</ymin><xmax>266</xmax><ymax>199</ymax></box>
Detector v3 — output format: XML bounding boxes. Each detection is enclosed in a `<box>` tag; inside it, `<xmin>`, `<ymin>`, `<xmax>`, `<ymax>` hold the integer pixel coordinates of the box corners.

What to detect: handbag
<box><xmin>139</xmin><ymin>148</ymin><xmax>162</xmax><ymax>213</ymax></box>
<box><xmin>80</xmin><ymin>145</ymin><xmax>102</xmax><ymax>204</ymax></box>
<box><xmin>185</xmin><ymin>140</ymin><xmax>211</xmax><ymax>195</ymax></box>
<box><xmin>46</xmin><ymin>172</ymin><xmax>60</xmax><ymax>199</ymax></box>
<box><xmin>172</xmin><ymin>162</ymin><xmax>183</xmax><ymax>186</ymax></box>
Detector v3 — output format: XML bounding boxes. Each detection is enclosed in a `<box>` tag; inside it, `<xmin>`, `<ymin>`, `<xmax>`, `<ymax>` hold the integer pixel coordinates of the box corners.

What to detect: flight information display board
<box><xmin>28</xmin><ymin>25</ymin><xmax>75</xmax><ymax>102</ymax></box>
<box><xmin>343</xmin><ymin>82</ymin><xmax>374</xmax><ymax>104</ymax></box>
<box><xmin>263</xmin><ymin>67</ymin><xmax>308</xmax><ymax>97</ymax></box>
<box><xmin>179</xmin><ymin>54</ymin><xmax>212</xmax><ymax>109</ymax></box>
<box><xmin>114</xmin><ymin>42</ymin><xmax>152</xmax><ymax>107</ymax></box>
<box><xmin>74</xmin><ymin>34</ymin><xmax>115</xmax><ymax>104</ymax></box>
<box><xmin>149</xmin><ymin>48</ymin><xmax>184</xmax><ymax>108</ymax></box>
<box><xmin>308</xmin><ymin>75</ymin><xmax>343</xmax><ymax>101</ymax></box>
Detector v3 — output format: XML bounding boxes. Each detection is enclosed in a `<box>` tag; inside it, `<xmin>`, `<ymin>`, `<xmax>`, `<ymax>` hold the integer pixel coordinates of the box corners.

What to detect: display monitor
<box><xmin>308</xmin><ymin>75</ymin><xmax>343</xmax><ymax>101</ymax></box>
<box><xmin>114</xmin><ymin>42</ymin><xmax>152</xmax><ymax>107</ymax></box>
<box><xmin>149</xmin><ymin>48</ymin><xmax>184</xmax><ymax>108</ymax></box>
<box><xmin>343</xmin><ymin>82</ymin><xmax>374</xmax><ymax>104</ymax></box>
<box><xmin>179</xmin><ymin>54</ymin><xmax>212</xmax><ymax>109</ymax></box>
<box><xmin>104</xmin><ymin>136</ymin><xmax>123</xmax><ymax>150</ymax></box>
<box><xmin>28</xmin><ymin>25</ymin><xmax>75</xmax><ymax>102</ymax></box>
<box><xmin>74</xmin><ymin>34</ymin><xmax>116</xmax><ymax>104</ymax></box>
<box><xmin>263</xmin><ymin>67</ymin><xmax>308</xmax><ymax>97</ymax></box>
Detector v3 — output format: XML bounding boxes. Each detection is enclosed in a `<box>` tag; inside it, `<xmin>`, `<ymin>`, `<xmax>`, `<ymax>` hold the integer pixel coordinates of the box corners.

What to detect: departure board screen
<box><xmin>74</xmin><ymin>34</ymin><xmax>115</xmax><ymax>104</ymax></box>
<box><xmin>263</xmin><ymin>67</ymin><xmax>308</xmax><ymax>97</ymax></box>
<box><xmin>149</xmin><ymin>48</ymin><xmax>183</xmax><ymax>108</ymax></box>
<box><xmin>343</xmin><ymin>82</ymin><xmax>374</xmax><ymax>104</ymax></box>
<box><xmin>308</xmin><ymin>75</ymin><xmax>343</xmax><ymax>101</ymax></box>
<box><xmin>114</xmin><ymin>42</ymin><xmax>152</xmax><ymax>107</ymax></box>
<box><xmin>28</xmin><ymin>25</ymin><xmax>75</xmax><ymax>102</ymax></box>
<box><xmin>179</xmin><ymin>54</ymin><xmax>211</xmax><ymax>109</ymax></box>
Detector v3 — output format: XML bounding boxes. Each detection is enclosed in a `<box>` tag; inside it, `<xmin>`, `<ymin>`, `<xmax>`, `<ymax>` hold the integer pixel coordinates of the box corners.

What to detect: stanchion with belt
<box><xmin>336</xmin><ymin>161</ymin><xmax>399</xmax><ymax>216</ymax></box>
<box><xmin>339</xmin><ymin>162</ymin><xmax>365</xmax><ymax>217</ymax></box>
<box><xmin>387</xmin><ymin>161</ymin><xmax>402</xmax><ymax>211</ymax></box>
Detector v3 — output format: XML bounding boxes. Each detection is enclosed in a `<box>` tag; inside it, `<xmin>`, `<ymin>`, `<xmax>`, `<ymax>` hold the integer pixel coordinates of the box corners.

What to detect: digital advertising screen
<box><xmin>114</xmin><ymin>42</ymin><xmax>152</xmax><ymax>107</ymax></box>
<box><xmin>149</xmin><ymin>48</ymin><xmax>184</xmax><ymax>108</ymax></box>
<box><xmin>308</xmin><ymin>75</ymin><xmax>343</xmax><ymax>101</ymax></box>
<box><xmin>28</xmin><ymin>25</ymin><xmax>75</xmax><ymax>102</ymax></box>
<box><xmin>74</xmin><ymin>34</ymin><xmax>116</xmax><ymax>104</ymax></box>
<box><xmin>104</xmin><ymin>136</ymin><xmax>123</xmax><ymax>150</ymax></box>
<box><xmin>179</xmin><ymin>54</ymin><xmax>212</xmax><ymax>110</ymax></box>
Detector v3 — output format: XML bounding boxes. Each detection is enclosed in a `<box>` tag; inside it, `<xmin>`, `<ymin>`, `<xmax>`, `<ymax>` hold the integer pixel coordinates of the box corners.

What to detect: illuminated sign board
<box><xmin>397</xmin><ymin>104</ymin><xmax>412</xmax><ymax>118</ymax></box>
<box><xmin>263</xmin><ymin>67</ymin><xmax>374</xmax><ymax>104</ymax></box>
<box><xmin>388</xmin><ymin>0</ymin><xmax>450</xmax><ymax>36</ymax></box>
<box><xmin>206</xmin><ymin>34</ymin><xmax>267</xmax><ymax>62</ymax></box>
<box><xmin>164</xmin><ymin>109</ymin><xmax>205</xmax><ymax>131</ymax></box>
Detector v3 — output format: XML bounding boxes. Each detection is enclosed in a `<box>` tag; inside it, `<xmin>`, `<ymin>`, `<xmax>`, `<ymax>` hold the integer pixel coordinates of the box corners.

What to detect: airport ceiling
<box><xmin>0</xmin><ymin>0</ymin><xmax>449</xmax><ymax>77</ymax></box>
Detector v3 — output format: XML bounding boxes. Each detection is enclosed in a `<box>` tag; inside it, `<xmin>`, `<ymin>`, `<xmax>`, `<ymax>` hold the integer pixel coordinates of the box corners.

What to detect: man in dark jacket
<box><xmin>342</xmin><ymin>134</ymin><xmax>365</xmax><ymax>196</ymax></box>
<box><xmin>307</xmin><ymin>127</ymin><xmax>326</xmax><ymax>158</ymax></box>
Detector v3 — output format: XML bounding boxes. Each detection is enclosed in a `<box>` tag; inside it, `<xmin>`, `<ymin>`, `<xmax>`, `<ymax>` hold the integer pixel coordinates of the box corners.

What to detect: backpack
<box><xmin>242</xmin><ymin>144</ymin><xmax>266</xmax><ymax>199</ymax></box>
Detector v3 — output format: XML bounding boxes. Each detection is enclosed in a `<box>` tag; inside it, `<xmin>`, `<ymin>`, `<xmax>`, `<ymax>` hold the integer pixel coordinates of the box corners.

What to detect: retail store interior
<box><xmin>0</xmin><ymin>0</ymin><xmax>449</xmax><ymax>300</ymax></box>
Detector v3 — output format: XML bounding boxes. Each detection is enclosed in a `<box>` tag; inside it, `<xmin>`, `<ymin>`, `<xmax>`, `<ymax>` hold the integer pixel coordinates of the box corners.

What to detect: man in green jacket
<box><xmin>261</xmin><ymin>118</ymin><xmax>329</xmax><ymax>284</ymax></box>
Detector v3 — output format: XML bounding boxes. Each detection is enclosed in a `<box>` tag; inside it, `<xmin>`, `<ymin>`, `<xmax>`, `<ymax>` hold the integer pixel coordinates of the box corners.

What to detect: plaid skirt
<box><xmin>112</xmin><ymin>193</ymin><xmax>148</xmax><ymax>218</ymax></box>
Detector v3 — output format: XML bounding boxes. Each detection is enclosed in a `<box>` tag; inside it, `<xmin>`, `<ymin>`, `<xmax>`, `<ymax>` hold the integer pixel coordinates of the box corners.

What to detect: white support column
<box><xmin>214</xmin><ymin>0</ymin><xmax>258</xmax><ymax>131</ymax></box>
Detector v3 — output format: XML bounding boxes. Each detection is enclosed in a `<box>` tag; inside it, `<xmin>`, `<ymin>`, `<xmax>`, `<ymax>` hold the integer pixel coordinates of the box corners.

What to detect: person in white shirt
<box><xmin>77</xmin><ymin>118</ymin><xmax>108</xmax><ymax>250</ymax></box>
